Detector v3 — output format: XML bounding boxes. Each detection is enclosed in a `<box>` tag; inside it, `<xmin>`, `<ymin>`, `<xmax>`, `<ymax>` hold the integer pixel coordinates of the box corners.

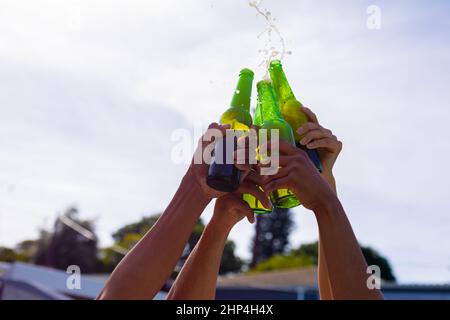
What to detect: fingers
<box><xmin>246</xmin><ymin>209</ymin><xmax>256</xmax><ymax>224</ymax></box>
<box><xmin>207</xmin><ymin>122</ymin><xmax>231</xmax><ymax>134</ymax></box>
<box><xmin>243</xmin><ymin>170</ymin><xmax>265</xmax><ymax>187</ymax></box>
<box><xmin>255</xmin><ymin>154</ymin><xmax>296</xmax><ymax>176</ymax></box>
<box><xmin>202</xmin><ymin>123</ymin><xmax>230</xmax><ymax>143</ymax></box>
<box><xmin>260</xmin><ymin>139</ymin><xmax>298</xmax><ymax>158</ymax></box>
<box><xmin>263</xmin><ymin>176</ymin><xmax>293</xmax><ymax>196</ymax></box>
<box><xmin>306</xmin><ymin>137</ymin><xmax>342</xmax><ymax>152</ymax></box>
<box><xmin>299</xmin><ymin>128</ymin><xmax>332</xmax><ymax>146</ymax></box>
<box><xmin>200</xmin><ymin>123</ymin><xmax>231</xmax><ymax>149</ymax></box>
<box><xmin>230</xmin><ymin>194</ymin><xmax>255</xmax><ymax>224</ymax></box>
<box><xmin>260</xmin><ymin>166</ymin><xmax>291</xmax><ymax>185</ymax></box>
<box><xmin>237</xmin><ymin>181</ymin><xmax>272</xmax><ymax>210</ymax></box>
<box><xmin>301</xmin><ymin>107</ymin><xmax>319</xmax><ymax>124</ymax></box>
<box><xmin>220</xmin><ymin>194</ymin><xmax>255</xmax><ymax>224</ymax></box>
<box><xmin>297</xmin><ymin>122</ymin><xmax>322</xmax><ymax>137</ymax></box>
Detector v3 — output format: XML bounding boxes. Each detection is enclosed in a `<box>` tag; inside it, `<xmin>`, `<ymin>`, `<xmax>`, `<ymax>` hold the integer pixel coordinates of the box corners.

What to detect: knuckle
<box><xmin>304</xmin><ymin>123</ymin><xmax>313</xmax><ymax>130</ymax></box>
<box><xmin>294</xmin><ymin>154</ymin><xmax>305</xmax><ymax>165</ymax></box>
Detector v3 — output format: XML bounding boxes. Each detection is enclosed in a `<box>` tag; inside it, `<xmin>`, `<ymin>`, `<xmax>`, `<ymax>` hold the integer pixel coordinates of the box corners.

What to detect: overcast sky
<box><xmin>1</xmin><ymin>0</ymin><xmax>449</xmax><ymax>283</ymax></box>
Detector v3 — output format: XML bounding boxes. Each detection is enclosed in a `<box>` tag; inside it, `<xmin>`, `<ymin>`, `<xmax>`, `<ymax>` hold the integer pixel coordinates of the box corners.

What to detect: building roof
<box><xmin>217</xmin><ymin>267</ymin><xmax>318</xmax><ymax>289</ymax></box>
<box><xmin>1</xmin><ymin>262</ymin><xmax>104</xmax><ymax>299</ymax></box>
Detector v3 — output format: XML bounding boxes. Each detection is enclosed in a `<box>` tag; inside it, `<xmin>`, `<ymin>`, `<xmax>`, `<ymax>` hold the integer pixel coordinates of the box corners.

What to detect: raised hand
<box><xmin>297</xmin><ymin>107</ymin><xmax>342</xmax><ymax>174</ymax></box>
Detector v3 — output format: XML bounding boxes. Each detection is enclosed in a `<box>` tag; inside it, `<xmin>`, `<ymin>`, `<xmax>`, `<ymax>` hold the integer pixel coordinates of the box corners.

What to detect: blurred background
<box><xmin>1</xmin><ymin>0</ymin><xmax>449</xmax><ymax>299</ymax></box>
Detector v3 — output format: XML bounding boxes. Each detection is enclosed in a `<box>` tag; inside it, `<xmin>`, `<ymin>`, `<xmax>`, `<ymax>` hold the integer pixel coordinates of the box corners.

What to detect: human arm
<box><xmin>297</xmin><ymin>106</ymin><xmax>343</xmax><ymax>299</ymax></box>
<box><xmin>97</xmin><ymin>172</ymin><xmax>210</xmax><ymax>300</ymax></box>
<box><xmin>261</xmin><ymin>141</ymin><xmax>383</xmax><ymax>300</ymax></box>
<box><xmin>97</xmin><ymin>124</ymin><xmax>265</xmax><ymax>300</ymax></box>
<box><xmin>167</xmin><ymin>193</ymin><xmax>262</xmax><ymax>300</ymax></box>
<box><xmin>167</xmin><ymin>137</ymin><xmax>270</xmax><ymax>300</ymax></box>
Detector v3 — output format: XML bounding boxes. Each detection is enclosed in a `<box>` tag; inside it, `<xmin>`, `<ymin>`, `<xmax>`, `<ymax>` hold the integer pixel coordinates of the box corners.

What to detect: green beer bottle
<box><xmin>269</xmin><ymin>60</ymin><xmax>323</xmax><ymax>172</ymax></box>
<box><xmin>207</xmin><ymin>69</ymin><xmax>254</xmax><ymax>192</ymax></box>
<box><xmin>257</xmin><ymin>79</ymin><xmax>301</xmax><ymax>209</ymax></box>
<box><xmin>242</xmin><ymin>96</ymin><xmax>273</xmax><ymax>214</ymax></box>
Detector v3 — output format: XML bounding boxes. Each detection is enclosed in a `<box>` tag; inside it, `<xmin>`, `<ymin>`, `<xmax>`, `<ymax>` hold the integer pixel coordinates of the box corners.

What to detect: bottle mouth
<box><xmin>270</xmin><ymin>59</ymin><xmax>282</xmax><ymax>67</ymax></box>
<box><xmin>239</xmin><ymin>68</ymin><xmax>254</xmax><ymax>78</ymax></box>
<box><xmin>270</xmin><ymin>59</ymin><xmax>281</xmax><ymax>65</ymax></box>
<box><xmin>257</xmin><ymin>79</ymin><xmax>272</xmax><ymax>89</ymax></box>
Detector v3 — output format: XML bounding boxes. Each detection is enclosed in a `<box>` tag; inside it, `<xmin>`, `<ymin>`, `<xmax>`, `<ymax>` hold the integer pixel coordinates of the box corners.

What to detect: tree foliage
<box><xmin>252</xmin><ymin>240</ymin><xmax>396</xmax><ymax>282</ymax></box>
<box><xmin>219</xmin><ymin>241</ymin><xmax>243</xmax><ymax>275</ymax></box>
<box><xmin>361</xmin><ymin>246</ymin><xmax>396</xmax><ymax>282</ymax></box>
<box><xmin>251</xmin><ymin>254</ymin><xmax>314</xmax><ymax>272</ymax></box>
<box><xmin>100</xmin><ymin>215</ymin><xmax>243</xmax><ymax>275</ymax></box>
<box><xmin>40</xmin><ymin>207</ymin><xmax>99</xmax><ymax>273</ymax></box>
<box><xmin>250</xmin><ymin>208</ymin><xmax>294</xmax><ymax>267</ymax></box>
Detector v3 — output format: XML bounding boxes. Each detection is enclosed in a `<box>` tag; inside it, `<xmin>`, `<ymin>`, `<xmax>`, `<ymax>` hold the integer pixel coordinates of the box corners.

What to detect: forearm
<box><xmin>318</xmin><ymin>235</ymin><xmax>333</xmax><ymax>300</ymax></box>
<box><xmin>317</xmin><ymin>170</ymin><xmax>336</xmax><ymax>300</ymax></box>
<box><xmin>167</xmin><ymin>222</ymin><xmax>230</xmax><ymax>300</ymax></box>
<box><xmin>314</xmin><ymin>198</ymin><xmax>383</xmax><ymax>300</ymax></box>
<box><xmin>98</xmin><ymin>172</ymin><xmax>210</xmax><ymax>300</ymax></box>
<box><xmin>322</xmin><ymin>170</ymin><xmax>337</xmax><ymax>193</ymax></box>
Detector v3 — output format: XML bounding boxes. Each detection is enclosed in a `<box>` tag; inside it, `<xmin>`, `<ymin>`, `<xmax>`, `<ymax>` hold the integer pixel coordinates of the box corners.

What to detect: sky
<box><xmin>1</xmin><ymin>0</ymin><xmax>450</xmax><ymax>284</ymax></box>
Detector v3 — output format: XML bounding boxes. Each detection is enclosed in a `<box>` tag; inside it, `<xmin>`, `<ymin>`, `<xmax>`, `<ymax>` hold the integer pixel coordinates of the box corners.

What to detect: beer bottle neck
<box><xmin>269</xmin><ymin>60</ymin><xmax>297</xmax><ymax>106</ymax></box>
<box><xmin>257</xmin><ymin>80</ymin><xmax>283</xmax><ymax>122</ymax></box>
<box><xmin>230</xmin><ymin>68</ymin><xmax>254</xmax><ymax>112</ymax></box>
<box><xmin>254</xmin><ymin>99</ymin><xmax>263</xmax><ymax>127</ymax></box>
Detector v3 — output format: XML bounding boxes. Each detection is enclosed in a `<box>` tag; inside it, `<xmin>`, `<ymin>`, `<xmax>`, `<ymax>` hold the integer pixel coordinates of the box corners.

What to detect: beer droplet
<box><xmin>248</xmin><ymin>0</ymin><xmax>261</xmax><ymax>7</ymax></box>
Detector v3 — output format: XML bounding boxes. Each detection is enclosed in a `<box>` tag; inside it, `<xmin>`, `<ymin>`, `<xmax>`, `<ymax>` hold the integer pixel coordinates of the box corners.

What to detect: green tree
<box><xmin>361</xmin><ymin>246</ymin><xmax>396</xmax><ymax>282</ymax></box>
<box><xmin>219</xmin><ymin>241</ymin><xmax>243</xmax><ymax>275</ymax></box>
<box><xmin>41</xmin><ymin>207</ymin><xmax>99</xmax><ymax>273</ymax></box>
<box><xmin>250</xmin><ymin>208</ymin><xmax>294</xmax><ymax>267</ymax></box>
<box><xmin>0</xmin><ymin>247</ymin><xmax>17</xmax><ymax>262</ymax></box>
<box><xmin>251</xmin><ymin>254</ymin><xmax>314</xmax><ymax>272</ymax></box>
<box><xmin>252</xmin><ymin>241</ymin><xmax>396</xmax><ymax>282</ymax></box>
<box><xmin>291</xmin><ymin>241</ymin><xmax>319</xmax><ymax>265</ymax></box>
<box><xmin>0</xmin><ymin>240</ymin><xmax>40</xmax><ymax>263</ymax></box>
<box><xmin>33</xmin><ymin>229</ymin><xmax>52</xmax><ymax>266</ymax></box>
<box><xmin>101</xmin><ymin>215</ymin><xmax>243</xmax><ymax>275</ymax></box>
<box><xmin>112</xmin><ymin>216</ymin><xmax>160</xmax><ymax>243</ymax></box>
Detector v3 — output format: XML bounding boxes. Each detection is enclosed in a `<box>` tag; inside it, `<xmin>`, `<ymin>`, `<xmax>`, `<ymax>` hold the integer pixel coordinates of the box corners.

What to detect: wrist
<box><xmin>321</xmin><ymin>168</ymin><xmax>333</xmax><ymax>178</ymax></box>
<box><xmin>204</xmin><ymin>220</ymin><xmax>232</xmax><ymax>239</ymax></box>
<box><xmin>312</xmin><ymin>192</ymin><xmax>342</xmax><ymax>219</ymax></box>
<box><xmin>183</xmin><ymin>168</ymin><xmax>212</xmax><ymax>205</ymax></box>
<box><xmin>321</xmin><ymin>169</ymin><xmax>336</xmax><ymax>192</ymax></box>
<box><xmin>175</xmin><ymin>176</ymin><xmax>211</xmax><ymax>221</ymax></box>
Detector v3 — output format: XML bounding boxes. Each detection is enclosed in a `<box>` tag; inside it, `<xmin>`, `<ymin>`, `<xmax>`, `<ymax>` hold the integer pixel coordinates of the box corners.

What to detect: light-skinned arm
<box><xmin>261</xmin><ymin>140</ymin><xmax>383</xmax><ymax>300</ymax></box>
<box><xmin>167</xmin><ymin>136</ymin><xmax>270</xmax><ymax>300</ymax></box>
<box><xmin>97</xmin><ymin>123</ymin><xmax>266</xmax><ymax>300</ymax></box>
<box><xmin>167</xmin><ymin>192</ymin><xmax>265</xmax><ymax>300</ymax></box>
<box><xmin>297</xmin><ymin>106</ymin><xmax>343</xmax><ymax>300</ymax></box>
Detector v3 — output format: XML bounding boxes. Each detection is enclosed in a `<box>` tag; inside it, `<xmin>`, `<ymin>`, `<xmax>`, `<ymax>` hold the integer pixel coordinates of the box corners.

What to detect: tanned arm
<box><xmin>262</xmin><ymin>140</ymin><xmax>383</xmax><ymax>300</ymax></box>
<box><xmin>297</xmin><ymin>107</ymin><xmax>342</xmax><ymax>300</ymax></box>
